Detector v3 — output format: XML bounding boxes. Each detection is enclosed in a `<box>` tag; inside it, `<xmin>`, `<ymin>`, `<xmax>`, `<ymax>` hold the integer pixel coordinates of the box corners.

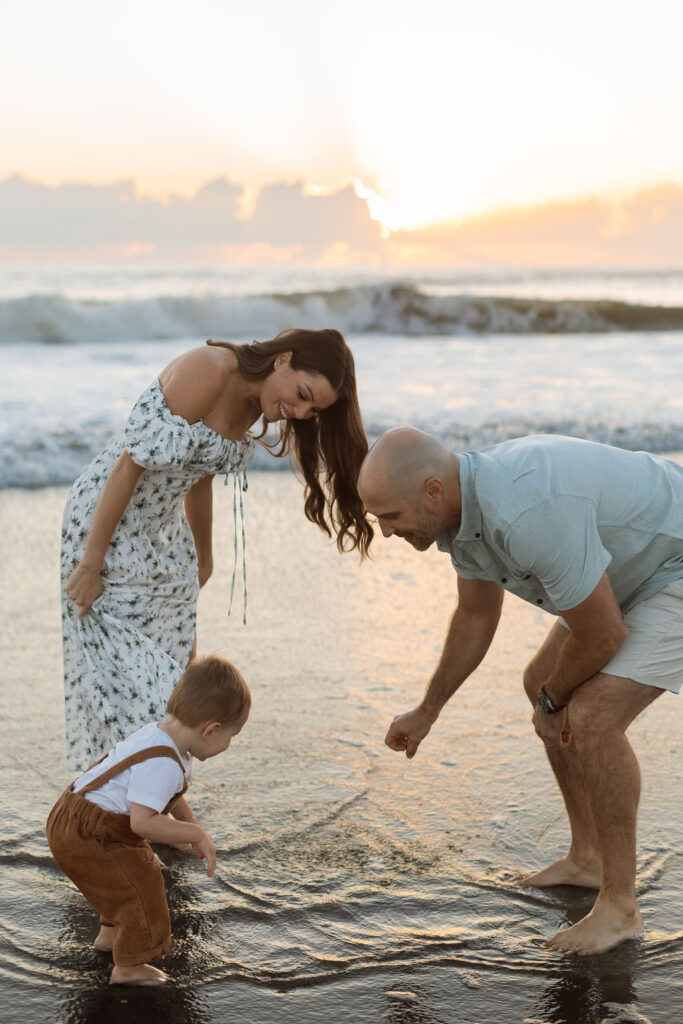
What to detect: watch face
<box><xmin>537</xmin><ymin>690</ymin><xmax>555</xmax><ymax>714</ymax></box>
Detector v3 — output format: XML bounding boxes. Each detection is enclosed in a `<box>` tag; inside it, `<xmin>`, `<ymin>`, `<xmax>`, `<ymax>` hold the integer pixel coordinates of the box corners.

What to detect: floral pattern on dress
<box><xmin>61</xmin><ymin>379</ymin><xmax>254</xmax><ymax>771</ymax></box>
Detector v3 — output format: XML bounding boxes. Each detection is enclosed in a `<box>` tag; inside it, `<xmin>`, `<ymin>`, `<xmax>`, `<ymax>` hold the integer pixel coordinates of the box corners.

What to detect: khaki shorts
<box><xmin>558</xmin><ymin>578</ymin><xmax>683</xmax><ymax>694</ymax></box>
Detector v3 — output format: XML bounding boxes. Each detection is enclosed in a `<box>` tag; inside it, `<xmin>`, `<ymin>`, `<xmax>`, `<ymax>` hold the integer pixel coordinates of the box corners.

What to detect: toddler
<box><xmin>47</xmin><ymin>655</ymin><xmax>250</xmax><ymax>986</ymax></box>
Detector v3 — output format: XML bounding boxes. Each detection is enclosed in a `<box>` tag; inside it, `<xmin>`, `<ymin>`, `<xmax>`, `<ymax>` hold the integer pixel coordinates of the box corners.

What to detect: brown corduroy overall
<box><xmin>46</xmin><ymin>745</ymin><xmax>188</xmax><ymax>966</ymax></box>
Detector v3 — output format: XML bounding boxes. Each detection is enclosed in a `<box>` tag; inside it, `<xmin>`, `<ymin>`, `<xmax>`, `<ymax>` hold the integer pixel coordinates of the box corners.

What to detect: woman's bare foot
<box><xmin>518</xmin><ymin>854</ymin><xmax>602</xmax><ymax>889</ymax></box>
<box><xmin>110</xmin><ymin>963</ymin><xmax>169</xmax><ymax>986</ymax></box>
<box><xmin>93</xmin><ymin>924</ymin><xmax>114</xmax><ymax>951</ymax></box>
<box><xmin>547</xmin><ymin>900</ymin><xmax>644</xmax><ymax>954</ymax></box>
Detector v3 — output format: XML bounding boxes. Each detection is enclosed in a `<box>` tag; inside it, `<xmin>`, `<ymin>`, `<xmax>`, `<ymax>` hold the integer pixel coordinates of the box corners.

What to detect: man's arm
<box><xmin>532</xmin><ymin>571</ymin><xmax>628</xmax><ymax>747</ymax></box>
<box><xmin>385</xmin><ymin>577</ymin><xmax>504</xmax><ymax>758</ymax></box>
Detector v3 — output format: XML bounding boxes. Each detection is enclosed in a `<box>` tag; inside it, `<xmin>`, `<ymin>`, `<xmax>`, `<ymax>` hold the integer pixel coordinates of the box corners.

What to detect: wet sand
<box><xmin>1</xmin><ymin>475</ymin><xmax>681</xmax><ymax>1024</ymax></box>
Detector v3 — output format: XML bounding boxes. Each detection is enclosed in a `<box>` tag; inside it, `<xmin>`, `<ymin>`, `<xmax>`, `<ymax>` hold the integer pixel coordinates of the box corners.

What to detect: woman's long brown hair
<box><xmin>208</xmin><ymin>329</ymin><xmax>373</xmax><ymax>556</ymax></box>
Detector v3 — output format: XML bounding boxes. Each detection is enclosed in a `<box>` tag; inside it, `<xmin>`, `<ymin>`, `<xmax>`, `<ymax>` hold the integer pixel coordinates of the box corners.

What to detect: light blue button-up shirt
<box><xmin>436</xmin><ymin>435</ymin><xmax>683</xmax><ymax>615</ymax></box>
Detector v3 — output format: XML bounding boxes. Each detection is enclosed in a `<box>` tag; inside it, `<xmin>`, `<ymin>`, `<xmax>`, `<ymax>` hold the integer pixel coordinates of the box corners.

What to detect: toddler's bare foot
<box><xmin>110</xmin><ymin>963</ymin><xmax>169</xmax><ymax>986</ymax></box>
<box><xmin>518</xmin><ymin>854</ymin><xmax>602</xmax><ymax>889</ymax></box>
<box><xmin>93</xmin><ymin>924</ymin><xmax>114</xmax><ymax>951</ymax></box>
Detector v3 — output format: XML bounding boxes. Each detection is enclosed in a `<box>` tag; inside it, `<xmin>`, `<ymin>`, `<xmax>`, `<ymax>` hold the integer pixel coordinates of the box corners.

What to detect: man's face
<box><xmin>367</xmin><ymin>495</ymin><xmax>445</xmax><ymax>551</ymax></box>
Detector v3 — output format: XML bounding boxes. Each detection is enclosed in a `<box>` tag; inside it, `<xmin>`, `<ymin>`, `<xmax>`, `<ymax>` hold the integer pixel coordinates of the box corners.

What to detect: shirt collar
<box><xmin>435</xmin><ymin>452</ymin><xmax>483</xmax><ymax>551</ymax></box>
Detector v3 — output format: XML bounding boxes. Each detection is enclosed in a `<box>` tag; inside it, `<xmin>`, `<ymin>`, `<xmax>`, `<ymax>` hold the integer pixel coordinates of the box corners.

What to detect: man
<box><xmin>357</xmin><ymin>428</ymin><xmax>683</xmax><ymax>955</ymax></box>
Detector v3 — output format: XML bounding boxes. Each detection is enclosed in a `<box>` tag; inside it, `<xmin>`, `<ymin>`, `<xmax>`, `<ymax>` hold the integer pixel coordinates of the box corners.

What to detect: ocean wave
<box><xmin>4</xmin><ymin>418</ymin><xmax>683</xmax><ymax>489</ymax></box>
<box><xmin>2</xmin><ymin>284</ymin><xmax>683</xmax><ymax>343</ymax></box>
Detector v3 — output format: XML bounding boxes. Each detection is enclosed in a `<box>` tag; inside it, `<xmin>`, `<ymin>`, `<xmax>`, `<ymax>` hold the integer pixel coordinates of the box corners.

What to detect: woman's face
<box><xmin>260</xmin><ymin>353</ymin><xmax>339</xmax><ymax>423</ymax></box>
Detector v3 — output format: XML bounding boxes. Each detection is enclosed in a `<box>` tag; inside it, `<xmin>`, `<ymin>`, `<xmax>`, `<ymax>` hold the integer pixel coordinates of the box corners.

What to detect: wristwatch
<box><xmin>537</xmin><ymin>684</ymin><xmax>566</xmax><ymax>715</ymax></box>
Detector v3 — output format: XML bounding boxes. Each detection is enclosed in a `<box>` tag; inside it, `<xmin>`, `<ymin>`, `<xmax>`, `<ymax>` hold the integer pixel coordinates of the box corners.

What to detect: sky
<box><xmin>1</xmin><ymin>0</ymin><xmax>683</xmax><ymax>264</ymax></box>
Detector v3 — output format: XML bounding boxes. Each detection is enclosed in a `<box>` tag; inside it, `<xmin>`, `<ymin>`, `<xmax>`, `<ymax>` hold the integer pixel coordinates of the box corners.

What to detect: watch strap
<box><xmin>537</xmin><ymin>683</ymin><xmax>566</xmax><ymax>714</ymax></box>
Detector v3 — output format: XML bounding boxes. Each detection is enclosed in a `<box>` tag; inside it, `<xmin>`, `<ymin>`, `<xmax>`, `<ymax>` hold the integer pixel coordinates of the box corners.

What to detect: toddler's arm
<box><xmin>170</xmin><ymin>795</ymin><xmax>198</xmax><ymax>824</ymax></box>
<box><xmin>130</xmin><ymin>802</ymin><xmax>217</xmax><ymax>876</ymax></box>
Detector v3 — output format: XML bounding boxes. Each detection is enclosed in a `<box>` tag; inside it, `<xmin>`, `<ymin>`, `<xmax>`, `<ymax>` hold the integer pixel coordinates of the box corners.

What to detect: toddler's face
<box><xmin>197</xmin><ymin>710</ymin><xmax>249</xmax><ymax>760</ymax></box>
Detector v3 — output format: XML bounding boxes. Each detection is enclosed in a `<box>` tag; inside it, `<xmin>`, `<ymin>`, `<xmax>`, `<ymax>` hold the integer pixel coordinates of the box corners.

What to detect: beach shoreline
<box><xmin>1</xmin><ymin>475</ymin><xmax>681</xmax><ymax>1024</ymax></box>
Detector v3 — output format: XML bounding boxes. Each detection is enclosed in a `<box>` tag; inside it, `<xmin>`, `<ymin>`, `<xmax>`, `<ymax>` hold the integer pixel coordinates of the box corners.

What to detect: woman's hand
<box><xmin>65</xmin><ymin>562</ymin><xmax>103</xmax><ymax>618</ymax></box>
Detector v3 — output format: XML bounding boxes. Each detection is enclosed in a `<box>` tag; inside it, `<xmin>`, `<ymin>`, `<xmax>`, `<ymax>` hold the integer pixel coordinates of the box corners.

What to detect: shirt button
<box><xmin>475</xmin><ymin>532</ymin><xmax>481</xmax><ymax>538</ymax></box>
<box><xmin>536</xmin><ymin>598</ymin><xmax>543</xmax><ymax>604</ymax></box>
<box><xmin>501</xmin><ymin>577</ymin><xmax>508</xmax><ymax>583</ymax></box>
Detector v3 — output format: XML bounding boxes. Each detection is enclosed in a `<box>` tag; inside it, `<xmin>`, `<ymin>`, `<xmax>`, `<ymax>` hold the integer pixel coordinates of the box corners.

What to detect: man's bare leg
<box><xmin>519</xmin><ymin>623</ymin><xmax>602</xmax><ymax>888</ymax></box>
<box><xmin>546</xmin><ymin>672</ymin><xmax>662</xmax><ymax>954</ymax></box>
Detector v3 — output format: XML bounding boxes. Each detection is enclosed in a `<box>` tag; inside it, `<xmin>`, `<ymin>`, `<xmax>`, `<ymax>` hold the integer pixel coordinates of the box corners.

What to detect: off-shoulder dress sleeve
<box><xmin>122</xmin><ymin>380</ymin><xmax>199</xmax><ymax>470</ymax></box>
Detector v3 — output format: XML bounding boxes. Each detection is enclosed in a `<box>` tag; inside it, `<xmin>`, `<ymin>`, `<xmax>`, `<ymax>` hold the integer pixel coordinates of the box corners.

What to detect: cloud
<box><xmin>1</xmin><ymin>174</ymin><xmax>683</xmax><ymax>266</ymax></box>
<box><xmin>388</xmin><ymin>184</ymin><xmax>683</xmax><ymax>266</ymax></box>
<box><xmin>0</xmin><ymin>175</ymin><xmax>383</xmax><ymax>260</ymax></box>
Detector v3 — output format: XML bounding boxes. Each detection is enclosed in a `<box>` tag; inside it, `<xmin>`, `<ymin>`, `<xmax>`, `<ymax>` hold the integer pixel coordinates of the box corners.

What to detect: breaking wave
<box><xmin>3</xmin><ymin>284</ymin><xmax>683</xmax><ymax>343</ymax></box>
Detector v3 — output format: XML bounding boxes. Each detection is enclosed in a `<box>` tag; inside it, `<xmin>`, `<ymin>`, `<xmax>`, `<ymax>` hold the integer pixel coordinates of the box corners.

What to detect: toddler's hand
<box><xmin>192</xmin><ymin>834</ymin><xmax>217</xmax><ymax>877</ymax></box>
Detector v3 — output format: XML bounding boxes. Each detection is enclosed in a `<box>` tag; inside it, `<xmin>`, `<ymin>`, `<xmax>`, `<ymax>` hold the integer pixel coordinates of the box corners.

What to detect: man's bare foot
<box><xmin>110</xmin><ymin>963</ymin><xmax>169</xmax><ymax>986</ymax></box>
<box><xmin>518</xmin><ymin>854</ymin><xmax>602</xmax><ymax>889</ymax></box>
<box><xmin>547</xmin><ymin>902</ymin><xmax>644</xmax><ymax>954</ymax></box>
<box><xmin>93</xmin><ymin>925</ymin><xmax>114</xmax><ymax>951</ymax></box>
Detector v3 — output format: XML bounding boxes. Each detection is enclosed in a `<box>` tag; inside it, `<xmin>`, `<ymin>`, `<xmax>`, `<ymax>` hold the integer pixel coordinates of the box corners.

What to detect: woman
<box><xmin>62</xmin><ymin>328</ymin><xmax>372</xmax><ymax>770</ymax></box>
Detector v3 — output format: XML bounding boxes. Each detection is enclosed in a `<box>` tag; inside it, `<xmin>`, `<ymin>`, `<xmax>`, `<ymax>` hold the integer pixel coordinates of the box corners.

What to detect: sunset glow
<box><xmin>1</xmin><ymin>0</ymin><xmax>683</xmax><ymax>263</ymax></box>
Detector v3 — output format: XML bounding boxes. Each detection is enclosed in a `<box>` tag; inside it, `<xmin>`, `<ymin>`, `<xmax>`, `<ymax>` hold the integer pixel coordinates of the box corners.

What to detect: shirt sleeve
<box><xmin>127</xmin><ymin>756</ymin><xmax>185</xmax><ymax>812</ymax></box>
<box><xmin>122</xmin><ymin>383</ymin><xmax>198</xmax><ymax>470</ymax></box>
<box><xmin>505</xmin><ymin>496</ymin><xmax>612</xmax><ymax>611</ymax></box>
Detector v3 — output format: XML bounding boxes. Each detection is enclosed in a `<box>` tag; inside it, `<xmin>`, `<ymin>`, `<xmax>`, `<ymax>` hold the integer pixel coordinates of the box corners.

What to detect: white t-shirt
<box><xmin>73</xmin><ymin>723</ymin><xmax>192</xmax><ymax>814</ymax></box>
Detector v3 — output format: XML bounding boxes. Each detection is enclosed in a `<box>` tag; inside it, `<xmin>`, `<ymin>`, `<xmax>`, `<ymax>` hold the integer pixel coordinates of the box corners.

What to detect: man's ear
<box><xmin>424</xmin><ymin>476</ymin><xmax>445</xmax><ymax>502</ymax></box>
<box><xmin>200</xmin><ymin>721</ymin><xmax>223</xmax><ymax>740</ymax></box>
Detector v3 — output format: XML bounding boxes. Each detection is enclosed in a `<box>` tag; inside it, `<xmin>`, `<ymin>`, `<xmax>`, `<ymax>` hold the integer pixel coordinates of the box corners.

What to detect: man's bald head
<box><xmin>358</xmin><ymin>427</ymin><xmax>456</xmax><ymax>507</ymax></box>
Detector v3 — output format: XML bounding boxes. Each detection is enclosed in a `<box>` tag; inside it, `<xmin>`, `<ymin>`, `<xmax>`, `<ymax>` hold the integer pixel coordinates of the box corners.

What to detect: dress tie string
<box><xmin>224</xmin><ymin>461</ymin><xmax>248</xmax><ymax>624</ymax></box>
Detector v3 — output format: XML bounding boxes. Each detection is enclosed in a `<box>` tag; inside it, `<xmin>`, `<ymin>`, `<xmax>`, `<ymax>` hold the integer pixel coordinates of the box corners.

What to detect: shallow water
<box><xmin>1</xmin><ymin>476</ymin><xmax>681</xmax><ymax>1023</ymax></box>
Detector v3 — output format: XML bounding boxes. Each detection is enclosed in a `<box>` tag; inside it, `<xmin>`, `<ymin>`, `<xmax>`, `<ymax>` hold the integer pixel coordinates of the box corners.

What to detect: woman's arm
<box><xmin>184</xmin><ymin>475</ymin><xmax>214</xmax><ymax>586</ymax></box>
<box><xmin>65</xmin><ymin>451</ymin><xmax>145</xmax><ymax>617</ymax></box>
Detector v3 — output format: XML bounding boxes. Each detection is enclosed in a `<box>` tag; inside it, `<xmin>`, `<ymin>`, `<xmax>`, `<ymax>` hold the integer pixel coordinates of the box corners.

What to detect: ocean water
<box><xmin>2</xmin><ymin>265</ymin><xmax>683</xmax><ymax>489</ymax></box>
<box><xmin>1</xmin><ymin>265</ymin><xmax>682</xmax><ymax>1023</ymax></box>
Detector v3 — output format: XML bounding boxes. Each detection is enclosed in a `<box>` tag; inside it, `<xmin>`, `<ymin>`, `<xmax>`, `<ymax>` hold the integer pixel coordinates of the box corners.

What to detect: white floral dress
<box><xmin>61</xmin><ymin>379</ymin><xmax>254</xmax><ymax>771</ymax></box>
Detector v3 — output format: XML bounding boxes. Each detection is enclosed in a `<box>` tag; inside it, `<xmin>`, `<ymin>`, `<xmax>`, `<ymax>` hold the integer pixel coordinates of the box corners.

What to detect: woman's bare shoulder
<box><xmin>158</xmin><ymin>344</ymin><xmax>235</xmax><ymax>422</ymax></box>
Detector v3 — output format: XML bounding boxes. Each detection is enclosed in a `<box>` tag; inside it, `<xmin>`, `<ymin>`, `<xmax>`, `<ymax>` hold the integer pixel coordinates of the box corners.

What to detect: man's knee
<box><xmin>567</xmin><ymin>688</ymin><xmax>601</xmax><ymax>746</ymax></box>
<box><xmin>522</xmin><ymin>661</ymin><xmax>543</xmax><ymax>704</ymax></box>
<box><xmin>567</xmin><ymin>675</ymin><xmax>625</xmax><ymax>744</ymax></box>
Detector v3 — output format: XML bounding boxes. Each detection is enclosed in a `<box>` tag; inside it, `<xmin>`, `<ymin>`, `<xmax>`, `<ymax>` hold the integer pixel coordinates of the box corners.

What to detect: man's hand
<box><xmin>532</xmin><ymin>704</ymin><xmax>572</xmax><ymax>750</ymax></box>
<box><xmin>385</xmin><ymin>706</ymin><xmax>435</xmax><ymax>759</ymax></box>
